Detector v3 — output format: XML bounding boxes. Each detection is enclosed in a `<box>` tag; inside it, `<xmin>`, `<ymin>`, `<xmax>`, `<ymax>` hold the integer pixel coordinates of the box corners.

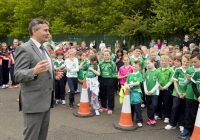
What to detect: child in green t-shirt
<box><xmin>77</xmin><ymin>52</ymin><xmax>89</xmax><ymax>106</ymax></box>
<box><xmin>85</xmin><ymin>54</ymin><xmax>101</xmax><ymax>116</ymax></box>
<box><xmin>143</xmin><ymin>58</ymin><xmax>162</xmax><ymax>125</ymax></box>
<box><xmin>125</xmin><ymin>60</ymin><xmax>143</xmax><ymax>127</ymax></box>
<box><xmin>99</xmin><ymin>49</ymin><xmax>117</xmax><ymax>114</ymax></box>
<box><xmin>165</xmin><ymin>54</ymin><xmax>190</xmax><ymax>132</ymax></box>
<box><xmin>178</xmin><ymin>54</ymin><xmax>200</xmax><ymax>138</ymax></box>
<box><xmin>54</xmin><ymin>52</ymin><xmax>66</xmax><ymax>105</ymax></box>
<box><xmin>155</xmin><ymin>55</ymin><xmax>173</xmax><ymax>124</ymax></box>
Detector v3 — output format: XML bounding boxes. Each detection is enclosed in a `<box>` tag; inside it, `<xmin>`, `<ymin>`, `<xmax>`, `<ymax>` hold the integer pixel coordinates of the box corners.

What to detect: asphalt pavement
<box><xmin>0</xmin><ymin>86</ymin><xmax>190</xmax><ymax>140</ymax></box>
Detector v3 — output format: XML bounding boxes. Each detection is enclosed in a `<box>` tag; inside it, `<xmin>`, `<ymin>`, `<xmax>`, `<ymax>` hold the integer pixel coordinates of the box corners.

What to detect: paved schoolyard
<box><xmin>0</xmin><ymin>87</ymin><xmax>189</xmax><ymax>140</ymax></box>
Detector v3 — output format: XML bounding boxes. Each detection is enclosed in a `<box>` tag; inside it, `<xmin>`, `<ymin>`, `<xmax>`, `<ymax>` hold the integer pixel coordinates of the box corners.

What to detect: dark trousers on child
<box><xmin>99</xmin><ymin>78</ymin><xmax>115</xmax><ymax>110</ymax></box>
<box><xmin>184</xmin><ymin>99</ymin><xmax>199</xmax><ymax>132</ymax></box>
<box><xmin>0</xmin><ymin>65</ymin><xmax>2</xmax><ymax>86</ymax></box>
<box><xmin>2</xmin><ymin>67</ymin><xmax>9</xmax><ymax>84</ymax></box>
<box><xmin>156</xmin><ymin>90</ymin><xmax>172</xmax><ymax>119</ymax></box>
<box><xmin>146</xmin><ymin>95</ymin><xmax>158</xmax><ymax>120</ymax></box>
<box><xmin>68</xmin><ymin>77</ymin><xmax>78</xmax><ymax>99</ymax></box>
<box><xmin>140</xmin><ymin>83</ymin><xmax>146</xmax><ymax>105</ymax></box>
<box><xmin>114</xmin><ymin>78</ymin><xmax>121</xmax><ymax>93</ymax></box>
<box><xmin>170</xmin><ymin>96</ymin><xmax>185</xmax><ymax>127</ymax></box>
<box><xmin>131</xmin><ymin>103</ymin><xmax>143</xmax><ymax>123</ymax></box>
<box><xmin>55</xmin><ymin>76</ymin><xmax>66</xmax><ymax>100</ymax></box>
<box><xmin>9</xmin><ymin>64</ymin><xmax>17</xmax><ymax>85</ymax></box>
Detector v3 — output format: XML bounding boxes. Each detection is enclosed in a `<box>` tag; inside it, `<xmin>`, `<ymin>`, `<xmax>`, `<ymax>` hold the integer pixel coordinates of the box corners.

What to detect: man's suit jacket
<box><xmin>14</xmin><ymin>39</ymin><xmax>55</xmax><ymax>113</ymax></box>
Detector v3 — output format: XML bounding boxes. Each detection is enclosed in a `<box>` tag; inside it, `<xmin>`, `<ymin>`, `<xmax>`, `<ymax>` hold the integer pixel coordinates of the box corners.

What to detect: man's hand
<box><xmin>33</xmin><ymin>60</ymin><xmax>50</xmax><ymax>75</ymax></box>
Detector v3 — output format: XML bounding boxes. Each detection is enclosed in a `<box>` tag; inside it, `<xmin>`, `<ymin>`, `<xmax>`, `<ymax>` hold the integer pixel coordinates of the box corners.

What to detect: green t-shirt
<box><xmin>126</xmin><ymin>71</ymin><xmax>143</xmax><ymax>92</ymax></box>
<box><xmin>77</xmin><ymin>60</ymin><xmax>89</xmax><ymax>81</ymax></box>
<box><xmin>54</xmin><ymin>59</ymin><xmax>65</xmax><ymax>68</ymax></box>
<box><xmin>99</xmin><ymin>61</ymin><xmax>117</xmax><ymax>78</ymax></box>
<box><xmin>191</xmin><ymin>70</ymin><xmax>200</xmax><ymax>101</ymax></box>
<box><xmin>157</xmin><ymin>67</ymin><xmax>173</xmax><ymax>88</ymax></box>
<box><xmin>172</xmin><ymin>67</ymin><xmax>188</xmax><ymax>97</ymax></box>
<box><xmin>130</xmin><ymin>56</ymin><xmax>145</xmax><ymax>73</ymax></box>
<box><xmin>144</xmin><ymin>69</ymin><xmax>162</xmax><ymax>96</ymax></box>
<box><xmin>86</xmin><ymin>64</ymin><xmax>100</xmax><ymax>78</ymax></box>
<box><xmin>185</xmin><ymin>67</ymin><xmax>195</xmax><ymax>99</ymax></box>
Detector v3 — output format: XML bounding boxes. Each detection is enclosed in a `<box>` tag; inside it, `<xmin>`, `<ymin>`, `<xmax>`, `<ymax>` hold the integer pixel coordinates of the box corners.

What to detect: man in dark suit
<box><xmin>14</xmin><ymin>18</ymin><xmax>63</xmax><ymax>140</ymax></box>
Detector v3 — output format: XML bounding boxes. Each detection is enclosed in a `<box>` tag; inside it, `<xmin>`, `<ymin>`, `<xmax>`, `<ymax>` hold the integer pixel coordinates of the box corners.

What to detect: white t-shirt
<box><xmin>99</xmin><ymin>43</ymin><xmax>106</xmax><ymax>49</ymax></box>
<box><xmin>65</xmin><ymin>58</ymin><xmax>79</xmax><ymax>78</ymax></box>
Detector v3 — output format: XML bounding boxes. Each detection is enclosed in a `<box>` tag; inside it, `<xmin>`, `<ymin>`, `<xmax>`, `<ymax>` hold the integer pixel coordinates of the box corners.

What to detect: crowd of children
<box><xmin>0</xmin><ymin>39</ymin><xmax>22</xmax><ymax>89</ymax></box>
<box><xmin>1</xmin><ymin>38</ymin><xmax>200</xmax><ymax>139</ymax></box>
<box><xmin>49</xmin><ymin>40</ymin><xmax>200</xmax><ymax>139</ymax></box>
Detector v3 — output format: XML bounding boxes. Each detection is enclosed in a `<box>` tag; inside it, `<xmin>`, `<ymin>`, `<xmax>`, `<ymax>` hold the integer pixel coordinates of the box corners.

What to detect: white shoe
<box><xmin>75</xmin><ymin>90</ymin><xmax>80</xmax><ymax>93</ymax></box>
<box><xmin>165</xmin><ymin>124</ymin><xmax>176</xmax><ymax>130</ymax></box>
<box><xmin>5</xmin><ymin>84</ymin><xmax>9</xmax><ymax>88</ymax></box>
<box><xmin>179</xmin><ymin>126</ymin><xmax>184</xmax><ymax>132</ymax></box>
<box><xmin>95</xmin><ymin>110</ymin><xmax>100</xmax><ymax>116</ymax></box>
<box><xmin>137</xmin><ymin>123</ymin><xmax>143</xmax><ymax>127</ymax></box>
<box><xmin>141</xmin><ymin>104</ymin><xmax>145</xmax><ymax>108</ymax></box>
<box><xmin>154</xmin><ymin>115</ymin><xmax>161</xmax><ymax>120</ymax></box>
<box><xmin>62</xmin><ymin>100</ymin><xmax>66</xmax><ymax>105</ymax></box>
<box><xmin>1</xmin><ymin>85</ymin><xmax>6</xmax><ymax>89</ymax></box>
<box><xmin>55</xmin><ymin>100</ymin><xmax>60</xmax><ymax>104</ymax></box>
<box><xmin>164</xmin><ymin>118</ymin><xmax>169</xmax><ymax>123</ymax></box>
<box><xmin>77</xmin><ymin>103</ymin><xmax>80</xmax><ymax>107</ymax></box>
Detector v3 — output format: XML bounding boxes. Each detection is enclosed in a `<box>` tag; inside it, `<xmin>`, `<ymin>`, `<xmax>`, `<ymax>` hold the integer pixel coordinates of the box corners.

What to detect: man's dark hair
<box><xmin>28</xmin><ymin>18</ymin><xmax>49</xmax><ymax>36</ymax></box>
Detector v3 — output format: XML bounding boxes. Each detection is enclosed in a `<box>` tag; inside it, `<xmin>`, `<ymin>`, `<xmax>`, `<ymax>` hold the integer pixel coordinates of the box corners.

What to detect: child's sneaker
<box><xmin>77</xmin><ymin>103</ymin><xmax>80</xmax><ymax>107</ymax></box>
<box><xmin>55</xmin><ymin>100</ymin><xmax>60</xmax><ymax>104</ymax></box>
<box><xmin>62</xmin><ymin>100</ymin><xmax>66</xmax><ymax>105</ymax></box>
<box><xmin>137</xmin><ymin>123</ymin><xmax>143</xmax><ymax>127</ymax></box>
<box><xmin>150</xmin><ymin>119</ymin><xmax>156</xmax><ymax>125</ymax></box>
<box><xmin>147</xmin><ymin>119</ymin><xmax>151</xmax><ymax>125</ymax></box>
<box><xmin>5</xmin><ymin>84</ymin><xmax>9</xmax><ymax>88</ymax></box>
<box><xmin>107</xmin><ymin>109</ymin><xmax>113</xmax><ymax>114</ymax></box>
<box><xmin>164</xmin><ymin>118</ymin><xmax>169</xmax><ymax>123</ymax></box>
<box><xmin>8</xmin><ymin>85</ymin><xmax>14</xmax><ymax>89</ymax></box>
<box><xmin>179</xmin><ymin>126</ymin><xmax>184</xmax><ymax>132</ymax></box>
<box><xmin>99</xmin><ymin>107</ymin><xmax>107</xmax><ymax>112</ymax></box>
<box><xmin>154</xmin><ymin>115</ymin><xmax>161</xmax><ymax>120</ymax></box>
<box><xmin>95</xmin><ymin>110</ymin><xmax>100</xmax><ymax>116</ymax></box>
<box><xmin>1</xmin><ymin>84</ymin><xmax>6</xmax><ymax>89</ymax></box>
<box><xmin>141</xmin><ymin>104</ymin><xmax>145</xmax><ymax>108</ymax></box>
<box><xmin>178</xmin><ymin>129</ymin><xmax>190</xmax><ymax>139</ymax></box>
<box><xmin>15</xmin><ymin>84</ymin><xmax>20</xmax><ymax>87</ymax></box>
<box><xmin>165</xmin><ymin>124</ymin><xmax>176</xmax><ymax>130</ymax></box>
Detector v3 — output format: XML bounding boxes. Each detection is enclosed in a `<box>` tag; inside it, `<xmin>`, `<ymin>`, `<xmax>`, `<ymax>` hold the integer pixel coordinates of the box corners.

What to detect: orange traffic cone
<box><xmin>190</xmin><ymin>104</ymin><xmax>200</xmax><ymax>140</ymax></box>
<box><xmin>73</xmin><ymin>80</ymin><xmax>95</xmax><ymax>118</ymax></box>
<box><xmin>113</xmin><ymin>89</ymin><xmax>138</xmax><ymax>131</ymax></box>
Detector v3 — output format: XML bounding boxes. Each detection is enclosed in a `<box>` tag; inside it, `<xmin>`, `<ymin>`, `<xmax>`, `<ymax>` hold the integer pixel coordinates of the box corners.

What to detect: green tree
<box><xmin>150</xmin><ymin>0</ymin><xmax>200</xmax><ymax>37</ymax></box>
<box><xmin>0</xmin><ymin>0</ymin><xmax>17</xmax><ymax>36</ymax></box>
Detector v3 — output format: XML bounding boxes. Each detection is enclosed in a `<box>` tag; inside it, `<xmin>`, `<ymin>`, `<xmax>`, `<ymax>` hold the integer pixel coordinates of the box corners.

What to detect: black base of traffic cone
<box><xmin>113</xmin><ymin>121</ymin><xmax>138</xmax><ymax>131</ymax></box>
<box><xmin>73</xmin><ymin>111</ymin><xmax>95</xmax><ymax>118</ymax></box>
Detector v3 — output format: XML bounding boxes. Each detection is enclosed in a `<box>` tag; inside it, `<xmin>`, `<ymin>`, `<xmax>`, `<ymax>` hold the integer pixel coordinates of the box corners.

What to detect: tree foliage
<box><xmin>0</xmin><ymin>0</ymin><xmax>199</xmax><ymax>38</ymax></box>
